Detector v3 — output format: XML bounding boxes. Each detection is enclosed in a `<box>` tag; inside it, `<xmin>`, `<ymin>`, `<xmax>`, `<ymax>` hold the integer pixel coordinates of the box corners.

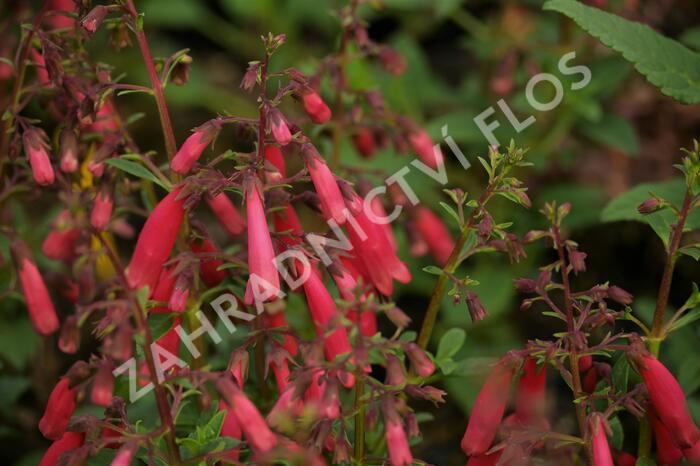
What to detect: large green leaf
<box><xmin>579</xmin><ymin>113</ymin><xmax>639</xmax><ymax>156</ymax></box>
<box><xmin>543</xmin><ymin>0</ymin><xmax>700</xmax><ymax>104</ymax></box>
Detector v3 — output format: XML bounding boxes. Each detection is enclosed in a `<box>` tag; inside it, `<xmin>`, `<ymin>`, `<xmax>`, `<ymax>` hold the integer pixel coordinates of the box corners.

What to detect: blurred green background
<box><xmin>2</xmin><ymin>0</ymin><xmax>700</xmax><ymax>464</ymax></box>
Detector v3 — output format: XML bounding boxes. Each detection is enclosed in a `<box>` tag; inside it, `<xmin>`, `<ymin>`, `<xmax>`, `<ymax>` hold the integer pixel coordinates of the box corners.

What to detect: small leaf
<box><xmin>422</xmin><ymin>265</ymin><xmax>444</xmax><ymax>276</ymax></box>
<box><xmin>608</xmin><ymin>416</ymin><xmax>624</xmax><ymax>450</ymax></box>
<box><xmin>105</xmin><ymin>158</ymin><xmax>169</xmax><ymax>190</ymax></box>
<box><xmin>611</xmin><ymin>354</ymin><xmax>629</xmax><ymax>394</ymax></box>
<box><xmin>436</xmin><ymin>328</ymin><xmax>466</xmax><ymax>361</ymax></box>
<box><xmin>679</xmin><ymin>245</ymin><xmax>700</xmax><ymax>261</ymax></box>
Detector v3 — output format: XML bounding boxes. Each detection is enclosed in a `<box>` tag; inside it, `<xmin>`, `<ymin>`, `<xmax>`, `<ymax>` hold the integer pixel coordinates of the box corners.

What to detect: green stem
<box><xmin>353</xmin><ymin>376</ymin><xmax>366</xmax><ymax>465</ymax></box>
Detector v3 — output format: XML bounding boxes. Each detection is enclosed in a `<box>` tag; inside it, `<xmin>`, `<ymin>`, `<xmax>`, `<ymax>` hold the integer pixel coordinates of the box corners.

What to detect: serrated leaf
<box><xmin>544</xmin><ymin>0</ymin><xmax>700</xmax><ymax>104</ymax></box>
<box><xmin>105</xmin><ymin>158</ymin><xmax>169</xmax><ymax>190</ymax></box>
<box><xmin>436</xmin><ymin>328</ymin><xmax>466</xmax><ymax>361</ymax></box>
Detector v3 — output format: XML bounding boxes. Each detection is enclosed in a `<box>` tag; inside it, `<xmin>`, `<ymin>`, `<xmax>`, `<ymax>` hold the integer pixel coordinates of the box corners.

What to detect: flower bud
<box><xmin>206</xmin><ymin>193</ymin><xmax>245</xmax><ymax>237</ymax></box>
<box><xmin>59</xmin><ymin>315</ymin><xmax>80</xmax><ymax>354</ymax></box>
<box><xmin>353</xmin><ymin>127</ymin><xmax>376</xmax><ymax>158</ymax></box>
<box><xmin>382</xmin><ymin>401</ymin><xmax>413</xmax><ymax>466</ymax></box>
<box><xmin>385</xmin><ymin>354</ymin><xmax>406</xmax><ymax>386</ymax></box>
<box><xmin>413</xmin><ymin>207</ymin><xmax>454</xmax><ymax>266</ymax></box>
<box><xmin>405</xmin><ymin>343</ymin><xmax>435</xmax><ymax>378</ymax></box>
<box><xmin>408</xmin><ymin>128</ymin><xmax>442</xmax><ymax>170</ymax></box>
<box><xmin>302</xmin><ymin>144</ymin><xmax>347</xmax><ymax>225</ymax></box>
<box><xmin>569</xmin><ymin>250</ymin><xmax>587</xmax><ymax>274</ymax></box>
<box><xmin>171</xmin><ymin>123</ymin><xmax>218</xmax><ymax>174</ymax></box>
<box><xmin>91</xmin><ymin>361</ymin><xmax>115</xmax><ymax>407</ymax></box>
<box><xmin>378</xmin><ymin>47</ymin><xmax>407</xmax><ymax>75</ymax></box>
<box><xmin>608</xmin><ymin>286</ymin><xmax>633</xmax><ymax>305</ymax></box>
<box><xmin>191</xmin><ymin>238</ymin><xmax>226</xmax><ymax>287</ymax></box>
<box><xmin>514</xmin><ymin>278</ymin><xmax>537</xmax><ymax>294</ymax></box>
<box><xmin>39</xmin><ymin>431</ymin><xmax>84</xmax><ymax>466</ymax></box>
<box><xmin>23</xmin><ymin>128</ymin><xmax>55</xmax><ymax>185</ymax></box>
<box><xmin>170</xmin><ymin>54</ymin><xmax>192</xmax><ymax>86</ymax></box>
<box><xmin>301</xmin><ymin>89</ymin><xmax>331</xmax><ymax>124</ymax></box>
<box><xmin>637</xmin><ymin>198</ymin><xmax>661</xmax><ymax>214</ymax></box>
<box><xmin>268</xmin><ymin>108</ymin><xmax>292</xmax><ymax>145</ymax></box>
<box><xmin>81</xmin><ymin>5</ymin><xmax>108</xmax><ymax>34</ymax></box>
<box><xmin>91</xmin><ymin>189</ymin><xmax>113</xmax><ymax>231</ymax></box>
<box><xmin>466</xmin><ymin>292</ymin><xmax>488</xmax><ymax>323</ymax></box>
<box><xmin>515</xmin><ymin>357</ymin><xmax>546</xmax><ymax>423</ymax></box>
<box><xmin>59</xmin><ymin>128</ymin><xmax>79</xmax><ymax>173</ymax></box>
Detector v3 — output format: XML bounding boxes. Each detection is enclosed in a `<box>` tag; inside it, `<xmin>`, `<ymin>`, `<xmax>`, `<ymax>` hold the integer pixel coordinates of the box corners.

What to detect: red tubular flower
<box><xmin>206</xmin><ymin>193</ymin><xmax>245</xmax><ymax>237</ymax></box>
<box><xmin>583</xmin><ymin>365</ymin><xmax>600</xmax><ymax>393</ymax></box>
<box><xmin>461</xmin><ymin>359</ymin><xmax>514</xmax><ymax>456</ymax></box>
<box><xmin>39</xmin><ymin>378</ymin><xmax>77</xmax><ymax>440</ymax></box>
<box><xmin>413</xmin><ymin>207</ymin><xmax>455</xmax><ymax>266</ymax></box>
<box><xmin>684</xmin><ymin>439</ymin><xmax>700</xmax><ymax>465</ymax></box>
<box><xmin>263</xmin><ymin>311</ymin><xmax>297</xmax><ymax>356</ymax></box>
<box><xmin>384</xmin><ymin>412</ymin><xmax>413</xmax><ymax>466</ymax></box>
<box><xmin>171</xmin><ymin>124</ymin><xmax>218</xmax><ymax>174</ymax></box>
<box><xmin>168</xmin><ymin>285</ymin><xmax>189</xmax><ymax>313</ymax></box>
<box><xmin>39</xmin><ymin>431</ymin><xmax>84</xmax><ymax>466</ymax></box>
<box><xmin>91</xmin><ymin>190</ymin><xmax>113</xmax><ymax>231</ymax></box>
<box><xmin>91</xmin><ymin>361</ymin><xmax>115</xmax><ymax>407</ymax></box>
<box><xmin>47</xmin><ymin>0</ymin><xmax>77</xmax><ymax>29</ymax></box>
<box><xmin>273</xmin><ymin>203</ymin><xmax>304</xmax><ymax>248</ymax></box>
<box><xmin>216</xmin><ymin>378</ymin><xmax>277</xmax><ymax>453</ymax></box>
<box><xmin>347</xmin><ymin>194</ymin><xmax>411</xmax><ymax>296</ymax></box>
<box><xmin>219</xmin><ymin>400</ymin><xmax>242</xmax><ymax>461</ymax></box>
<box><xmin>301</xmin><ymin>90</ymin><xmax>331</xmax><ymax>124</ymax></box>
<box><xmin>299</xmin><ymin>264</ymin><xmax>352</xmax><ymax>365</ymax></box>
<box><xmin>150</xmin><ymin>266</ymin><xmax>177</xmax><ymax>314</ymax></box>
<box><xmin>405</xmin><ymin>343</ymin><xmax>435</xmax><ymax>378</ymax></box>
<box><xmin>42</xmin><ymin>215</ymin><xmax>80</xmax><ymax>261</ymax></box>
<box><xmin>264</xmin><ymin>145</ymin><xmax>286</xmax><ymax>180</ymax></box>
<box><xmin>613</xmin><ymin>452</ymin><xmax>636</xmax><ymax>466</ymax></box>
<box><xmin>353</xmin><ymin>127</ymin><xmax>376</xmax><ymax>158</ymax></box>
<box><xmin>126</xmin><ymin>187</ymin><xmax>186</xmax><ymax>291</ymax></box>
<box><xmin>408</xmin><ymin>128</ymin><xmax>443</xmax><ymax>170</ymax></box>
<box><xmin>368</xmin><ymin>195</ymin><xmax>397</xmax><ymax>252</ymax></box>
<box><xmin>11</xmin><ymin>241</ymin><xmax>60</xmax><ymax>336</ymax></box>
<box><xmin>302</xmin><ymin>144</ymin><xmax>347</xmax><ymax>225</ymax></box>
<box><xmin>30</xmin><ymin>49</ymin><xmax>50</xmax><ymax>85</ymax></box>
<box><xmin>591</xmin><ymin>415</ymin><xmax>614</xmax><ymax>466</ymax></box>
<box><xmin>191</xmin><ymin>238</ymin><xmax>226</xmax><ymax>287</ymax></box>
<box><xmin>244</xmin><ymin>179</ymin><xmax>281</xmax><ymax>305</ymax></box>
<box><xmin>515</xmin><ymin>357</ymin><xmax>546</xmax><ymax>424</ymax></box>
<box><xmin>110</xmin><ymin>443</ymin><xmax>136</xmax><ymax>466</ymax></box>
<box><xmin>269</xmin><ymin>108</ymin><xmax>292</xmax><ymax>145</ymax></box>
<box><xmin>23</xmin><ymin>128</ymin><xmax>55</xmax><ymax>185</ymax></box>
<box><xmin>638</xmin><ymin>355</ymin><xmax>700</xmax><ymax>448</ymax></box>
<box><xmin>650</xmin><ymin>415</ymin><xmax>683</xmax><ymax>466</ymax></box>
<box><xmin>466</xmin><ymin>451</ymin><xmax>503</xmax><ymax>466</ymax></box>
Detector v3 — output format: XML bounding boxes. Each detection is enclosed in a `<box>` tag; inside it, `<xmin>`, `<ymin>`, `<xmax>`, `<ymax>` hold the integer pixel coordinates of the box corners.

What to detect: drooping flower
<box><xmin>39</xmin><ymin>431</ymin><xmax>84</xmax><ymax>466</ymax></box>
<box><xmin>91</xmin><ymin>361</ymin><xmax>115</xmax><ymax>407</ymax></box>
<box><xmin>191</xmin><ymin>238</ymin><xmax>226</xmax><ymax>287</ymax></box>
<box><xmin>168</xmin><ymin>275</ymin><xmax>190</xmax><ymax>313</ymax></box>
<box><xmin>408</xmin><ymin>128</ymin><xmax>443</xmax><ymax>170</ymax></box>
<box><xmin>206</xmin><ymin>193</ymin><xmax>245</xmax><ymax>237</ymax></box>
<box><xmin>39</xmin><ymin>378</ymin><xmax>77</xmax><ymax>440</ymax></box>
<box><xmin>59</xmin><ymin>128</ymin><xmax>79</xmax><ymax>173</ymax></box>
<box><xmin>300</xmin><ymin>264</ymin><xmax>352</xmax><ymax>365</ymax></box>
<box><xmin>91</xmin><ymin>189</ymin><xmax>113</xmax><ymax>231</ymax></box>
<box><xmin>590</xmin><ymin>415</ymin><xmax>614</xmax><ymax>466</ymax></box>
<box><xmin>353</xmin><ymin>127</ymin><xmax>376</xmax><ymax>158</ymax></box>
<box><xmin>637</xmin><ymin>355</ymin><xmax>700</xmax><ymax>448</ymax></box>
<box><xmin>125</xmin><ymin>187</ymin><xmax>186</xmax><ymax>291</ymax></box>
<box><xmin>42</xmin><ymin>210</ymin><xmax>81</xmax><ymax>261</ymax></box>
<box><xmin>650</xmin><ymin>414</ymin><xmax>683</xmax><ymax>466</ymax></box>
<box><xmin>301</xmin><ymin>89</ymin><xmax>331</xmax><ymax>124</ymax></box>
<box><xmin>264</xmin><ymin>144</ymin><xmax>286</xmax><ymax>180</ymax></box>
<box><xmin>216</xmin><ymin>378</ymin><xmax>277</xmax><ymax>453</ymax></box>
<box><xmin>80</xmin><ymin>5</ymin><xmax>108</xmax><ymax>34</ymax></box>
<box><xmin>515</xmin><ymin>357</ymin><xmax>546</xmax><ymax>424</ymax></box>
<box><xmin>219</xmin><ymin>400</ymin><xmax>242</xmax><ymax>461</ymax></box>
<box><xmin>413</xmin><ymin>207</ymin><xmax>454</xmax><ymax>266</ymax></box>
<box><xmin>461</xmin><ymin>358</ymin><xmax>514</xmax><ymax>456</ymax></box>
<box><xmin>268</xmin><ymin>108</ymin><xmax>292</xmax><ymax>145</ymax></box>
<box><xmin>110</xmin><ymin>443</ymin><xmax>137</xmax><ymax>466</ymax></box>
<box><xmin>23</xmin><ymin>127</ymin><xmax>55</xmax><ymax>185</ymax></box>
<box><xmin>302</xmin><ymin>144</ymin><xmax>347</xmax><ymax>225</ymax></box>
<box><xmin>244</xmin><ymin>178</ymin><xmax>281</xmax><ymax>305</ymax></box>
<box><xmin>11</xmin><ymin>241</ymin><xmax>60</xmax><ymax>336</ymax></box>
<box><xmin>383</xmin><ymin>402</ymin><xmax>413</xmax><ymax>466</ymax></box>
<box><xmin>170</xmin><ymin>123</ymin><xmax>219</xmax><ymax>174</ymax></box>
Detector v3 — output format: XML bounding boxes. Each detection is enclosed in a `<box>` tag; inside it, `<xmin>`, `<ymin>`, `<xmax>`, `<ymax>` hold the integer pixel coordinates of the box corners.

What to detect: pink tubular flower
<box><xmin>171</xmin><ymin>124</ymin><xmax>218</xmax><ymax>174</ymax></box>
<box><xmin>301</xmin><ymin>90</ymin><xmax>331</xmax><ymax>124</ymax></box>
<box><xmin>684</xmin><ymin>439</ymin><xmax>700</xmax><ymax>465</ymax></box>
<box><xmin>264</xmin><ymin>144</ymin><xmax>286</xmax><ymax>180</ymax></box>
<box><xmin>408</xmin><ymin>128</ymin><xmax>443</xmax><ymax>170</ymax></box>
<box><xmin>30</xmin><ymin>49</ymin><xmax>50</xmax><ymax>85</ymax></box>
<box><xmin>39</xmin><ymin>378</ymin><xmax>77</xmax><ymax>440</ymax></box>
<box><xmin>150</xmin><ymin>266</ymin><xmax>177</xmax><ymax>314</ymax></box>
<box><xmin>91</xmin><ymin>361</ymin><xmax>115</xmax><ymax>407</ymax></box>
<box><xmin>590</xmin><ymin>415</ymin><xmax>614</xmax><ymax>466</ymax></box>
<box><xmin>244</xmin><ymin>179</ymin><xmax>281</xmax><ymax>305</ymax></box>
<box><xmin>302</xmin><ymin>144</ymin><xmax>347</xmax><ymax>225</ymax></box>
<box><xmin>650</xmin><ymin>415</ymin><xmax>683</xmax><ymax>466</ymax></box>
<box><xmin>206</xmin><ymin>193</ymin><xmax>245</xmax><ymax>237</ymax></box>
<box><xmin>168</xmin><ymin>283</ymin><xmax>189</xmax><ymax>313</ymax></box>
<box><xmin>191</xmin><ymin>238</ymin><xmax>226</xmax><ymax>287</ymax></box>
<box><xmin>461</xmin><ymin>359</ymin><xmax>514</xmax><ymax>456</ymax></box>
<box><xmin>39</xmin><ymin>431</ymin><xmax>84</xmax><ymax>466</ymax></box>
<box><xmin>125</xmin><ymin>187</ymin><xmax>186</xmax><ymax>291</ymax></box>
<box><xmin>11</xmin><ymin>241</ymin><xmax>60</xmax><ymax>336</ymax></box>
<box><xmin>299</xmin><ymin>265</ymin><xmax>352</xmax><ymax>364</ymax></box>
<box><xmin>91</xmin><ymin>190</ymin><xmax>113</xmax><ymax>231</ymax></box>
<box><xmin>47</xmin><ymin>0</ymin><xmax>77</xmax><ymax>29</ymax></box>
<box><xmin>384</xmin><ymin>414</ymin><xmax>413</xmax><ymax>466</ymax></box>
<box><xmin>413</xmin><ymin>207</ymin><xmax>455</xmax><ymax>266</ymax></box>
<box><xmin>353</xmin><ymin>127</ymin><xmax>376</xmax><ymax>158</ymax></box>
<box><xmin>405</xmin><ymin>343</ymin><xmax>435</xmax><ymax>378</ymax></box>
<box><xmin>216</xmin><ymin>378</ymin><xmax>277</xmax><ymax>453</ymax></box>
<box><xmin>273</xmin><ymin>203</ymin><xmax>304</xmax><ymax>248</ymax></box>
<box><xmin>42</xmin><ymin>216</ymin><xmax>80</xmax><ymax>261</ymax></box>
<box><xmin>59</xmin><ymin>129</ymin><xmax>78</xmax><ymax>173</ymax></box>
<box><xmin>110</xmin><ymin>443</ymin><xmax>137</xmax><ymax>466</ymax></box>
<box><xmin>515</xmin><ymin>357</ymin><xmax>546</xmax><ymax>424</ymax></box>
<box><xmin>219</xmin><ymin>400</ymin><xmax>242</xmax><ymax>461</ymax></box>
<box><xmin>638</xmin><ymin>355</ymin><xmax>700</xmax><ymax>448</ymax></box>
<box><xmin>269</xmin><ymin>108</ymin><xmax>292</xmax><ymax>145</ymax></box>
<box><xmin>23</xmin><ymin>128</ymin><xmax>55</xmax><ymax>185</ymax></box>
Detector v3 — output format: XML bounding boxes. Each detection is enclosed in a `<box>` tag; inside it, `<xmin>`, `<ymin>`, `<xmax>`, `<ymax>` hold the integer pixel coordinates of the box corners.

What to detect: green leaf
<box><xmin>608</xmin><ymin>416</ymin><xmax>624</xmax><ymax>450</ymax></box>
<box><xmin>105</xmin><ymin>158</ymin><xmax>169</xmax><ymax>190</ymax></box>
<box><xmin>611</xmin><ymin>353</ymin><xmax>629</xmax><ymax>394</ymax></box>
<box><xmin>436</xmin><ymin>328</ymin><xmax>466</xmax><ymax>361</ymax></box>
<box><xmin>422</xmin><ymin>265</ymin><xmax>444</xmax><ymax>276</ymax></box>
<box><xmin>544</xmin><ymin>0</ymin><xmax>700</xmax><ymax>104</ymax></box>
<box><xmin>679</xmin><ymin>245</ymin><xmax>700</xmax><ymax>261</ymax></box>
<box><xmin>579</xmin><ymin>113</ymin><xmax>639</xmax><ymax>156</ymax></box>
